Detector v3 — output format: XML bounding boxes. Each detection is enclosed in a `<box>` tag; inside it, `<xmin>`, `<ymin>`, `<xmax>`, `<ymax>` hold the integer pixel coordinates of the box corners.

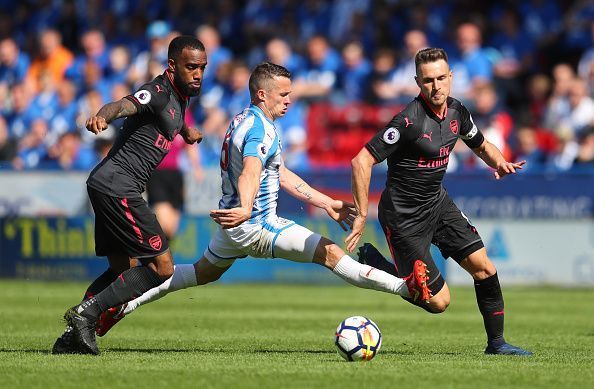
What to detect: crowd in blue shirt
<box><xmin>0</xmin><ymin>0</ymin><xmax>593</xmax><ymax>173</ymax></box>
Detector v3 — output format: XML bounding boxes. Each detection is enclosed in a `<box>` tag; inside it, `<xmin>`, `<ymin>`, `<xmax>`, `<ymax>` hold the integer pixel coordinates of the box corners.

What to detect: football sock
<box><xmin>77</xmin><ymin>266</ymin><xmax>163</xmax><ymax>320</ymax></box>
<box><xmin>332</xmin><ymin>255</ymin><xmax>407</xmax><ymax>295</ymax></box>
<box><xmin>81</xmin><ymin>268</ymin><xmax>118</xmax><ymax>301</ymax></box>
<box><xmin>124</xmin><ymin>264</ymin><xmax>197</xmax><ymax>315</ymax></box>
<box><xmin>474</xmin><ymin>272</ymin><xmax>505</xmax><ymax>346</ymax></box>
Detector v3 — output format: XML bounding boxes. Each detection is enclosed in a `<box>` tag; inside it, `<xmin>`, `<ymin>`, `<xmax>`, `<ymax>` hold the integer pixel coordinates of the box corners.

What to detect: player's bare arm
<box><xmin>210</xmin><ymin>156</ymin><xmax>262</xmax><ymax>229</ymax></box>
<box><xmin>180</xmin><ymin>123</ymin><xmax>203</xmax><ymax>145</ymax></box>
<box><xmin>472</xmin><ymin>139</ymin><xmax>526</xmax><ymax>180</ymax></box>
<box><xmin>345</xmin><ymin>147</ymin><xmax>377</xmax><ymax>252</ymax></box>
<box><xmin>86</xmin><ymin>98</ymin><xmax>138</xmax><ymax>135</ymax></box>
<box><xmin>279</xmin><ymin>163</ymin><xmax>356</xmax><ymax>231</ymax></box>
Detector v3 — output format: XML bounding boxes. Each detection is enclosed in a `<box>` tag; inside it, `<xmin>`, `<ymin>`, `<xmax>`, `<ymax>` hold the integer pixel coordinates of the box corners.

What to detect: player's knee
<box><xmin>155</xmin><ymin>262</ymin><xmax>174</xmax><ymax>280</ymax></box>
<box><xmin>313</xmin><ymin>238</ymin><xmax>344</xmax><ymax>268</ymax></box>
<box><xmin>427</xmin><ymin>298</ymin><xmax>450</xmax><ymax>314</ymax></box>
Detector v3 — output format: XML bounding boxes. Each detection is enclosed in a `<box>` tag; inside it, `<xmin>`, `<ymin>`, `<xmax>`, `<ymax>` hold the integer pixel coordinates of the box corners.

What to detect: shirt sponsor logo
<box><xmin>134</xmin><ymin>90</ymin><xmax>152</xmax><ymax>104</ymax></box>
<box><xmin>154</xmin><ymin>133</ymin><xmax>173</xmax><ymax>150</ymax></box>
<box><xmin>383</xmin><ymin>127</ymin><xmax>400</xmax><ymax>144</ymax></box>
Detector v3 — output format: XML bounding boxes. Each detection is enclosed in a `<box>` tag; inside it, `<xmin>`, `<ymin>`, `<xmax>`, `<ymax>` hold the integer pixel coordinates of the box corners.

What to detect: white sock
<box><xmin>332</xmin><ymin>255</ymin><xmax>409</xmax><ymax>296</ymax></box>
<box><xmin>124</xmin><ymin>264</ymin><xmax>197</xmax><ymax>315</ymax></box>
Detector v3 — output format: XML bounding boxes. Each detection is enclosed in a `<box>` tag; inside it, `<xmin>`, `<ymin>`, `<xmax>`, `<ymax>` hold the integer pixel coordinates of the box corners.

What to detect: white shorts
<box><xmin>204</xmin><ymin>215</ymin><xmax>322</xmax><ymax>267</ymax></box>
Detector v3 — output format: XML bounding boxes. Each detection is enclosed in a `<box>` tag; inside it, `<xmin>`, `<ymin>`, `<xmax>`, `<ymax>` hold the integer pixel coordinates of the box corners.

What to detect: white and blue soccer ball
<box><xmin>334</xmin><ymin>316</ymin><xmax>382</xmax><ymax>361</ymax></box>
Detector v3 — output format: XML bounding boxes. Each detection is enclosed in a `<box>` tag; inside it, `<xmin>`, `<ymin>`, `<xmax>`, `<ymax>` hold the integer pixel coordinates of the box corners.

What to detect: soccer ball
<box><xmin>334</xmin><ymin>316</ymin><xmax>382</xmax><ymax>361</ymax></box>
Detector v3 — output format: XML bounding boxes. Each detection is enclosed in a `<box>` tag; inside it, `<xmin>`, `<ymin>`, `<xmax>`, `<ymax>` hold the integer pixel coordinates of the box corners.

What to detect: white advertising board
<box><xmin>445</xmin><ymin>220</ymin><xmax>594</xmax><ymax>286</ymax></box>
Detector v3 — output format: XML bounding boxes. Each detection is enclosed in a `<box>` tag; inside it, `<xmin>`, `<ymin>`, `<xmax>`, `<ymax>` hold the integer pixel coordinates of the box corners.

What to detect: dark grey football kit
<box><xmin>365</xmin><ymin>94</ymin><xmax>485</xmax><ymax>294</ymax></box>
<box><xmin>87</xmin><ymin>70</ymin><xmax>188</xmax><ymax>258</ymax></box>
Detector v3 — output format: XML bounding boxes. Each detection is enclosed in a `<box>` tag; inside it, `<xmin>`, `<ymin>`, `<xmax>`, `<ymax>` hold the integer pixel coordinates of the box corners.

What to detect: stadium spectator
<box><xmin>13</xmin><ymin>118</ymin><xmax>48</xmax><ymax>169</ymax></box>
<box><xmin>373</xmin><ymin>30</ymin><xmax>427</xmax><ymax>104</ymax></box>
<box><xmin>368</xmin><ymin>48</ymin><xmax>397</xmax><ymax>104</ymax></box>
<box><xmin>574</xmin><ymin>125</ymin><xmax>594</xmax><ymax>165</ymax></box>
<box><xmin>25</xmin><ymin>29</ymin><xmax>73</xmax><ymax>93</ymax></box>
<box><xmin>450</xmin><ymin>22</ymin><xmax>493</xmax><ymax>103</ymax></box>
<box><xmin>4</xmin><ymin>83</ymin><xmax>35</xmax><ymax>140</ymax></box>
<box><xmin>0</xmin><ymin>114</ymin><xmax>17</xmax><ymax>165</ymax></box>
<box><xmin>293</xmin><ymin>35</ymin><xmax>341</xmax><ymax>103</ymax></box>
<box><xmin>525</xmin><ymin>73</ymin><xmax>552</xmax><ymax>127</ymax></box>
<box><xmin>265</xmin><ymin>37</ymin><xmax>305</xmax><ymax>76</ymax></box>
<box><xmin>337</xmin><ymin>40</ymin><xmax>372</xmax><ymax>103</ymax></box>
<box><xmin>128</xmin><ymin>20</ymin><xmax>172</xmax><ymax>88</ymax></box>
<box><xmin>65</xmin><ymin>29</ymin><xmax>110</xmax><ymax>87</ymax></box>
<box><xmin>49</xmin><ymin>79</ymin><xmax>78</xmax><ymax>138</ymax></box>
<box><xmin>489</xmin><ymin>6</ymin><xmax>535</xmax><ymax>109</ymax></box>
<box><xmin>471</xmin><ymin>83</ymin><xmax>514</xmax><ymax>163</ymax></box>
<box><xmin>104</xmin><ymin>45</ymin><xmax>131</xmax><ymax>87</ymax></box>
<box><xmin>44</xmin><ymin>131</ymin><xmax>97</xmax><ymax>170</ymax></box>
<box><xmin>0</xmin><ymin>37</ymin><xmax>30</xmax><ymax>87</ymax></box>
<box><xmin>543</xmin><ymin>63</ymin><xmax>575</xmax><ymax>132</ymax></box>
<box><xmin>195</xmin><ymin>24</ymin><xmax>232</xmax><ymax>94</ymax></box>
<box><xmin>514</xmin><ymin>125</ymin><xmax>548</xmax><ymax>171</ymax></box>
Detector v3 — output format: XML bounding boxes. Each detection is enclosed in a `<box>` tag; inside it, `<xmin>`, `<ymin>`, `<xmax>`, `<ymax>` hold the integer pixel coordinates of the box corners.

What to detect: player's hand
<box><xmin>182</xmin><ymin>127</ymin><xmax>203</xmax><ymax>145</ymax></box>
<box><xmin>209</xmin><ymin>207</ymin><xmax>251</xmax><ymax>229</ymax></box>
<box><xmin>85</xmin><ymin>116</ymin><xmax>108</xmax><ymax>134</ymax></box>
<box><xmin>325</xmin><ymin>199</ymin><xmax>357</xmax><ymax>231</ymax></box>
<box><xmin>345</xmin><ymin>214</ymin><xmax>366</xmax><ymax>253</ymax></box>
<box><xmin>494</xmin><ymin>160</ymin><xmax>525</xmax><ymax>180</ymax></box>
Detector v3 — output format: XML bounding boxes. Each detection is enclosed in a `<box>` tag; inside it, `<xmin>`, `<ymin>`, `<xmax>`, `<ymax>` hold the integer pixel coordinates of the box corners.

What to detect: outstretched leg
<box><xmin>96</xmin><ymin>257</ymin><xmax>231</xmax><ymax>336</ymax></box>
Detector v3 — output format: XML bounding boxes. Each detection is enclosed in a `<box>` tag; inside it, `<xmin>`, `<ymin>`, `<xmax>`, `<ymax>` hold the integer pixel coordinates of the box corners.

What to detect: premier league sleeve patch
<box><xmin>134</xmin><ymin>90</ymin><xmax>152</xmax><ymax>104</ymax></box>
<box><xmin>257</xmin><ymin>142</ymin><xmax>268</xmax><ymax>158</ymax></box>
<box><xmin>382</xmin><ymin>127</ymin><xmax>400</xmax><ymax>144</ymax></box>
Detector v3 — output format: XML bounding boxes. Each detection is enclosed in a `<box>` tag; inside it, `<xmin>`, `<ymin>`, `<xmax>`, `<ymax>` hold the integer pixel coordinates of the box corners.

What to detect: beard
<box><xmin>173</xmin><ymin>73</ymin><xmax>201</xmax><ymax>97</ymax></box>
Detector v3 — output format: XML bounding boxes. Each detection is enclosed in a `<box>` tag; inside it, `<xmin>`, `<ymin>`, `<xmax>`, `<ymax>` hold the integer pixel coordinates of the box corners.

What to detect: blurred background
<box><xmin>0</xmin><ymin>0</ymin><xmax>592</xmax><ymax>286</ymax></box>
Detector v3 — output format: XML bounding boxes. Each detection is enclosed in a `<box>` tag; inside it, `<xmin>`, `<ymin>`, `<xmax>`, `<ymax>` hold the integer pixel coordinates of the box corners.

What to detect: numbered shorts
<box><xmin>204</xmin><ymin>215</ymin><xmax>322</xmax><ymax>267</ymax></box>
<box><xmin>87</xmin><ymin>186</ymin><xmax>169</xmax><ymax>259</ymax></box>
<box><xmin>379</xmin><ymin>195</ymin><xmax>484</xmax><ymax>294</ymax></box>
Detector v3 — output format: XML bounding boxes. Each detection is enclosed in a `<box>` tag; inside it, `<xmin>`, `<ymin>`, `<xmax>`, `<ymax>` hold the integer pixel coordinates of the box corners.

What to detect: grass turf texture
<box><xmin>0</xmin><ymin>280</ymin><xmax>592</xmax><ymax>388</ymax></box>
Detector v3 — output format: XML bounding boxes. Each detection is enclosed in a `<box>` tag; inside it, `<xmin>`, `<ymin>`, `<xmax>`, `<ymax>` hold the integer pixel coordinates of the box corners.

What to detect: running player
<box><xmin>94</xmin><ymin>62</ymin><xmax>431</xmax><ymax>337</ymax></box>
<box><xmin>346</xmin><ymin>48</ymin><xmax>532</xmax><ymax>356</ymax></box>
<box><xmin>52</xmin><ymin>35</ymin><xmax>206</xmax><ymax>355</ymax></box>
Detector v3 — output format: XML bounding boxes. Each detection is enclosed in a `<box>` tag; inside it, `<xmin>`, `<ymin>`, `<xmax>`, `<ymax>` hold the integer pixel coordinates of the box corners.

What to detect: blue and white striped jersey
<box><xmin>219</xmin><ymin>105</ymin><xmax>282</xmax><ymax>223</ymax></box>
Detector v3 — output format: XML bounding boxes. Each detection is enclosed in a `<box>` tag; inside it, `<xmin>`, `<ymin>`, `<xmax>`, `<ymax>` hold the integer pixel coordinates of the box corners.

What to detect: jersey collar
<box><xmin>419</xmin><ymin>92</ymin><xmax>448</xmax><ymax>121</ymax></box>
<box><xmin>250</xmin><ymin>104</ymin><xmax>275</xmax><ymax>126</ymax></box>
<box><xmin>164</xmin><ymin>69</ymin><xmax>189</xmax><ymax>103</ymax></box>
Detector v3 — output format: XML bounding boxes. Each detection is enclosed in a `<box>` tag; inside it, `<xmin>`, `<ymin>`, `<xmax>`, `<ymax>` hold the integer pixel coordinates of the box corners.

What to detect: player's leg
<box><xmin>52</xmin><ymin>255</ymin><xmax>136</xmax><ymax>354</ymax></box>
<box><xmin>96</xmin><ymin>228</ymin><xmax>240</xmax><ymax>336</ymax></box>
<box><xmin>63</xmin><ymin>194</ymin><xmax>173</xmax><ymax>354</ymax></box>
<box><xmin>436</xmin><ymin>196</ymin><xmax>532</xmax><ymax>355</ymax></box>
<box><xmin>270</xmin><ymin>220</ymin><xmax>430</xmax><ymax>301</ymax></box>
<box><xmin>459</xmin><ymin>248</ymin><xmax>532</xmax><ymax>356</ymax></box>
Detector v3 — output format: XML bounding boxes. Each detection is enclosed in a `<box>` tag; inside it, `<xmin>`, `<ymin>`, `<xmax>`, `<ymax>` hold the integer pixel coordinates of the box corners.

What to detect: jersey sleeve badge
<box><xmin>134</xmin><ymin>90</ymin><xmax>152</xmax><ymax>105</ymax></box>
<box><xmin>382</xmin><ymin>127</ymin><xmax>400</xmax><ymax>144</ymax></box>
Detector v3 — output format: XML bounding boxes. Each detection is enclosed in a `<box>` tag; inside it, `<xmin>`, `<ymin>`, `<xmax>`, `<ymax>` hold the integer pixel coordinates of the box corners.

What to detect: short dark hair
<box><xmin>248</xmin><ymin>62</ymin><xmax>291</xmax><ymax>97</ymax></box>
<box><xmin>168</xmin><ymin>35</ymin><xmax>205</xmax><ymax>60</ymax></box>
<box><xmin>415</xmin><ymin>47</ymin><xmax>448</xmax><ymax>75</ymax></box>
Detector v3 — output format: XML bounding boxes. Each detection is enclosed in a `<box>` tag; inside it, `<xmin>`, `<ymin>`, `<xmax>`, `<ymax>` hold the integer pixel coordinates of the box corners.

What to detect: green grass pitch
<box><xmin>1</xmin><ymin>280</ymin><xmax>593</xmax><ymax>388</ymax></box>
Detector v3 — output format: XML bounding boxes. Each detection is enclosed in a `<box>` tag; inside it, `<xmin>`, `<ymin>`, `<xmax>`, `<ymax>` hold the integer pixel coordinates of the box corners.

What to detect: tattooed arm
<box><xmin>280</xmin><ymin>162</ymin><xmax>356</xmax><ymax>231</ymax></box>
<box><xmin>86</xmin><ymin>98</ymin><xmax>138</xmax><ymax>135</ymax></box>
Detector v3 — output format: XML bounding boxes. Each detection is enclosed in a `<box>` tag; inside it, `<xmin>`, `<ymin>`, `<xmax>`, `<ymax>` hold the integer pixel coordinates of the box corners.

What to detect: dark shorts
<box><xmin>87</xmin><ymin>186</ymin><xmax>169</xmax><ymax>259</ymax></box>
<box><xmin>379</xmin><ymin>195</ymin><xmax>484</xmax><ymax>294</ymax></box>
<box><xmin>147</xmin><ymin>169</ymin><xmax>184</xmax><ymax>210</ymax></box>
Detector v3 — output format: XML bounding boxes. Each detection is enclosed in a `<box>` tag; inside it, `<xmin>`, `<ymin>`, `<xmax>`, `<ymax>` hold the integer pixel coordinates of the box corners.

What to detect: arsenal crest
<box><xmin>449</xmin><ymin>120</ymin><xmax>459</xmax><ymax>134</ymax></box>
<box><xmin>149</xmin><ymin>235</ymin><xmax>162</xmax><ymax>251</ymax></box>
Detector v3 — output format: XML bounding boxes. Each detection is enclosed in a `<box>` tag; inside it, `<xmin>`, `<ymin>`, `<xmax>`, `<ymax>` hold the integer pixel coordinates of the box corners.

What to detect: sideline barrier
<box><xmin>1</xmin><ymin>216</ymin><xmax>593</xmax><ymax>286</ymax></box>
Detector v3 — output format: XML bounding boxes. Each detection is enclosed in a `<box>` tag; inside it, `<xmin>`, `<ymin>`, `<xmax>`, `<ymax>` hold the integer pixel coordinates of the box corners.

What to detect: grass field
<box><xmin>0</xmin><ymin>280</ymin><xmax>593</xmax><ymax>388</ymax></box>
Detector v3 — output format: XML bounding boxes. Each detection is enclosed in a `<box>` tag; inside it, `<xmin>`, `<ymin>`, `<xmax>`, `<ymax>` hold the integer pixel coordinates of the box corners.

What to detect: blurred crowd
<box><xmin>0</xmin><ymin>0</ymin><xmax>594</xmax><ymax>174</ymax></box>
